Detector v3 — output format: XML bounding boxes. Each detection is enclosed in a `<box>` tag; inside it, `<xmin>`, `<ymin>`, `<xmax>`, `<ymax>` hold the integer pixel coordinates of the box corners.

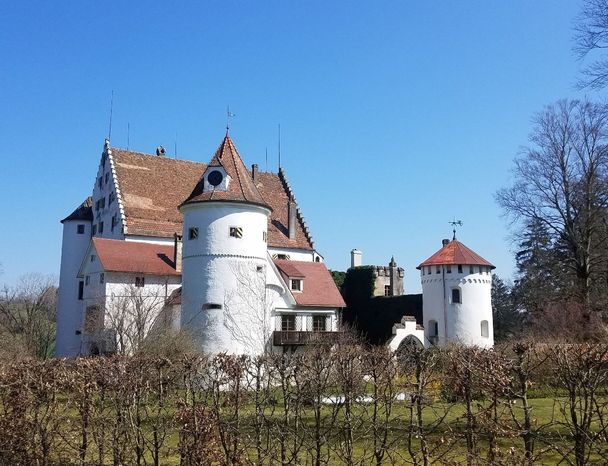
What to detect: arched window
<box><xmin>481</xmin><ymin>320</ymin><xmax>489</xmax><ymax>338</ymax></box>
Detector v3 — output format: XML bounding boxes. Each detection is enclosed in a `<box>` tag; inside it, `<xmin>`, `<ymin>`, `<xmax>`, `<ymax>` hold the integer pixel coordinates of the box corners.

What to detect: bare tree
<box><xmin>574</xmin><ymin>0</ymin><xmax>608</xmax><ymax>89</ymax></box>
<box><xmin>0</xmin><ymin>273</ymin><xmax>57</xmax><ymax>358</ymax></box>
<box><xmin>497</xmin><ymin>99</ymin><xmax>608</xmax><ymax>321</ymax></box>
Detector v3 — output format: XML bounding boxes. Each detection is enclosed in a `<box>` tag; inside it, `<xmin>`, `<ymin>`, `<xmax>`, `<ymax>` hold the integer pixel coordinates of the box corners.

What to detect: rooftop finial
<box><xmin>449</xmin><ymin>218</ymin><xmax>463</xmax><ymax>240</ymax></box>
<box><xmin>226</xmin><ymin>105</ymin><xmax>235</xmax><ymax>134</ymax></box>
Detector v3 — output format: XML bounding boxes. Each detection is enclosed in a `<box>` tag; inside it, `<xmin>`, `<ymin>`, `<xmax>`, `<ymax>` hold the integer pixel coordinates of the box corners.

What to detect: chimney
<box><xmin>442</xmin><ymin>239</ymin><xmax>450</xmax><ymax>247</ymax></box>
<box><xmin>251</xmin><ymin>163</ymin><xmax>259</xmax><ymax>181</ymax></box>
<box><xmin>156</xmin><ymin>145</ymin><xmax>166</xmax><ymax>157</ymax></box>
<box><xmin>288</xmin><ymin>196</ymin><xmax>297</xmax><ymax>240</ymax></box>
<box><xmin>389</xmin><ymin>256</ymin><xmax>399</xmax><ymax>296</ymax></box>
<box><xmin>173</xmin><ymin>233</ymin><xmax>183</xmax><ymax>272</ymax></box>
<box><xmin>351</xmin><ymin>249</ymin><xmax>362</xmax><ymax>268</ymax></box>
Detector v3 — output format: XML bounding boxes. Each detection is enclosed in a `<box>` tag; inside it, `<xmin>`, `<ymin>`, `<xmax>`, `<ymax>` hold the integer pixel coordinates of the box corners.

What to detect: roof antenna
<box><xmin>278</xmin><ymin>123</ymin><xmax>281</xmax><ymax>170</ymax></box>
<box><xmin>108</xmin><ymin>90</ymin><xmax>114</xmax><ymax>142</ymax></box>
<box><xmin>449</xmin><ymin>218</ymin><xmax>463</xmax><ymax>240</ymax></box>
<box><xmin>127</xmin><ymin>122</ymin><xmax>130</xmax><ymax>150</ymax></box>
<box><xmin>226</xmin><ymin>105</ymin><xmax>235</xmax><ymax>133</ymax></box>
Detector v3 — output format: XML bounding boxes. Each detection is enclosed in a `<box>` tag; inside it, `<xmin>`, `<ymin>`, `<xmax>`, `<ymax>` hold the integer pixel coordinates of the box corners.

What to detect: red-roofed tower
<box><xmin>417</xmin><ymin>238</ymin><xmax>495</xmax><ymax>347</ymax></box>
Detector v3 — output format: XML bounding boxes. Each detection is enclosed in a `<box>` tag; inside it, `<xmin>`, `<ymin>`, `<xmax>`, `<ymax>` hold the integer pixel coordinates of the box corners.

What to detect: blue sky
<box><xmin>0</xmin><ymin>1</ymin><xmax>599</xmax><ymax>292</ymax></box>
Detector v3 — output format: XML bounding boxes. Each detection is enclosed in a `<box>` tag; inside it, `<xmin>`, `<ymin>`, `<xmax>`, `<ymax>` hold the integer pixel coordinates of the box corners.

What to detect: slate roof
<box><xmin>182</xmin><ymin>135</ymin><xmax>271</xmax><ymax>209</ymax></box>
<box><xmin>109</xmin><ymin>139</ymin><xmax>314</xmax><ymax>249</ymax></box>
<box><xmin>274</xmin><ymin>260</ymin><xmax>346</xmax><ymax>308</ymax></box>
<box><xmin>92</xmin><ymin>238</ymin><xmax>181</xmax><ymax>276</ymax></box>
<box><xmin>61</xmin><ymin>197</ymin><xmax>93</xmax><ymax>223</ymax></box>
<box><xmin>417</xmin><ymin>240</ymin><xmax>494</xmax><ymax>269</ymax></box>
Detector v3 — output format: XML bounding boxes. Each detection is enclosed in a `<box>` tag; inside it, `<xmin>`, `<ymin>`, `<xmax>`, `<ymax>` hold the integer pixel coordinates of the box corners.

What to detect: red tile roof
<box><xmin>274</xmin><ymin>260</ymin><xmax>346</xmax><ymax>308</ymax></box>
<box><xmin>110</xmin><ymin>142</ymin><xmax>314</xmax><ymax>250</ymax></box>
<box><xmin>183</xmin><ymin>135</ymin><xmax>271</xmax><ymax>210</ymax></box>
<box><xmin>92</xmin><ymin>238</ymin><xmax>181</xmax><ymax>276</ymax></box>
<box><xmin>417</xmin><ymin>240</ymin><xmax>494</xmax><ymax>269</ymax></box>
<box><xmin>61</xmin><ymin>197</ymin><xmax>93</xmax><ymax>223</ymax></box>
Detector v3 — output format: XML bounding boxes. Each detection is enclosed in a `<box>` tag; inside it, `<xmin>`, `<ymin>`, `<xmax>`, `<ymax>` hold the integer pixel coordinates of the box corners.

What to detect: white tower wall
<box><xmin>56</xmin><ymin>220</ymin><xmax>91</xmax><ymax>356</ymax></box>
<box><xmin>421</xmin><ymin>266</ymin><xmax>493</xmax><ymax>347</ymax></box>
<box><xmin>180</xmin><ymin>202</ymin><xmax>270</xmax><ymax>355</ymax></box>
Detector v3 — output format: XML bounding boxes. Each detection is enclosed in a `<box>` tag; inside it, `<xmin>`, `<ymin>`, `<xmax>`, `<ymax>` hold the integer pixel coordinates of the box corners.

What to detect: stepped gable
<box><xmin>107</xmin><ymin>142</ymin><xmax>313</xmax><ymax>249</ymax></box>
<box><xmin>61</xmin><ymin>197</ymin><xmax>93</xmax><ymax>223</ymax></box>
<box><xmin>182</xmin><ymin>134</ymin><xmax>271</xmax><ymax>210</ymax></box>
<box><xmin>417</xmin><ymin>239</ymin><xmax>494</xmax><ymax>269</ymax></box>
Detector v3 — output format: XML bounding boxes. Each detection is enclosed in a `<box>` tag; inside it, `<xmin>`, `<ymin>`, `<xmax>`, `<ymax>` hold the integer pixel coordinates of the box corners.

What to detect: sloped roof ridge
<box><xmin>278</xmin><ymin>167</ymin><xmax>314</xmax><ymax>248</ymax></box>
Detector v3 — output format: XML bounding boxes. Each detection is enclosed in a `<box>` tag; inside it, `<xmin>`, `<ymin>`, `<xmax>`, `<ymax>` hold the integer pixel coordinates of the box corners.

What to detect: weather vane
<box><xmin>449</xmin><ymin>218</ymin><xmax>463</xmax><ymax>240</ymax></box>
<box><xmin>226</xmin><ymin>106</ymin><xmax>236</xmax><ymax>133</ymax></box>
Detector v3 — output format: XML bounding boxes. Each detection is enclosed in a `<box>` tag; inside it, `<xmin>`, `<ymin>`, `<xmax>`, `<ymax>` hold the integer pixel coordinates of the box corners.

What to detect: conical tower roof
<box><xmin>182</xmin><ymin>134</ymin><xmax>271</xmax><ymax>210</ymax></box>
<box><xmin>417</xmin><ymin>239</ymin><xmax>494</xmax><ymax>269</ymax></box>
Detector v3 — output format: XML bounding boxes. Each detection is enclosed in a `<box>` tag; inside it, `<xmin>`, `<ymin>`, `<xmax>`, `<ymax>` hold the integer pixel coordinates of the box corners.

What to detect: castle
<box><xmin>56</xmin><ymin>133</ymin><xmax>494</xmax><ymax>357</ymax></box>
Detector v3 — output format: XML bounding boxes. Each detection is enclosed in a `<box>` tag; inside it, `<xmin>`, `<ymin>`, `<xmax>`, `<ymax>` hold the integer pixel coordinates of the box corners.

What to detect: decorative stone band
<box><xmin>182</xmin><ymin>252</ymin><xmax>267</xmax><ymax>261</ymax></box>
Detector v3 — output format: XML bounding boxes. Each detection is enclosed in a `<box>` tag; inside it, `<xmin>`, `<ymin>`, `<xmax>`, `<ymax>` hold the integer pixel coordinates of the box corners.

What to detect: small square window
<box><xmin>135</xmin><ymin>276</ymin><xmax>145</xmax><ymax>287</ymax></box>
<box><xmin>291</xmin><ymin>279</ymin><xmax>302</xmax><ymax>291</ymax></box>
<box><xmin>230</xmin><ymin>226</ymin><xmax>243</xmax><ymax>238</ymax></box>
<box><xmin>85</xmin><ymin>275</ymin><xmax>90</xmax><ymax>286</ymax></box>
<box><xmin>189</xmin><ymin>227</ymin><xmax>198</xmax><ymax>240</ymax></box>
<box><xmin>77</xmin><ymin>224</ymin><xmax>85</xmax><ymax>234</ymax></box>
<box><xmin>78</xmin><ymin>281</ymin><xmax>84</xmax><ymax>300</ymax></box>
<box><xmin>458</xmin><ymin>264</ymin><xmax>463</xmax><ymax>273</ymax></box>
<box><xmin>99</xmin><ymin>273</ymin><xmax>104</xmax><ymax>284</ymax></box>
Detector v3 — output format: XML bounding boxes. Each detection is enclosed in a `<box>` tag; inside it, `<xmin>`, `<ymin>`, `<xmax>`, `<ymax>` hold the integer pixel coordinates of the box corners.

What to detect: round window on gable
<box><xmin>207</xmin><ymin>170</ymin><xmax>224</xmax><ymax>187</ymax></box>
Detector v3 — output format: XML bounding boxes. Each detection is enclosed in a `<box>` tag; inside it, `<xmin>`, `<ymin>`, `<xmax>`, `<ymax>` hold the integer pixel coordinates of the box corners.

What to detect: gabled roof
<box><xmin>417</xmin><ymin>239</ymin><xmax>494</xmax><ymax>269</ymax></box>
<box><xmin>274</xmin><ymin>260</ymin><xmax>346</xmax><ymax>308</ymax></box>
<box><xmin>108</xmin><ymin>142</ymin><xmax>313</xmax><ymax>249</ymax></box>
<box><xmin>92</xmin><ymin>238</ymin><xmax>181</xmax><ymax>276</ymax></box>
<box><xmin>61</xmin><ymin>197</ymin><xmax>93</xmax><ymax>223</ymax></box>
<box><xmin>182</xmin><ymin>134</ymin><xmax>271</xmax><ymax>210</ymax></box>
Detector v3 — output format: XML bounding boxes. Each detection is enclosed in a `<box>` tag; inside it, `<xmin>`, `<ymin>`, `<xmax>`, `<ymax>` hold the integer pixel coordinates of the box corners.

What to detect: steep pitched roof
<box><xmin>61</xmin><ymin>197</ymin><xmax>93</xmax><ymax>223</ymax></box>
<box><xmin>92</xmin><ymin>238</ymin><xmax>181</xmax><ymax>276</ymax></box>
<box><xmin>109</xmin><ymin>142</ymin><xmax>313</xmax><ymax>249</ymax></box>
<box><xmin>182</xmin><ymin>135</ymin><xmax>271</xmax><ymax>210</ymax></box>
<box><xmin>417</xmin><ymin>239</ymin><xmax>494</xmax><ymax>269</ymax></box>
<box><xmin>274</xmin><ymin>260</ymin><xmax>346</xmax><ymax>308</ymax></box>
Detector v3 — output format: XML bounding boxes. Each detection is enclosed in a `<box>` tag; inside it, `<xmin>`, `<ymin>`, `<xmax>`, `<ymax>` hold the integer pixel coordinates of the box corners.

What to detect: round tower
<box><xmin>418</xmin><ymin>238</ymin><xmax>494</xmax><ymax>347</ymax></box>
<box><xmin>179</xmin><ymin>135</ymin><xmax>272</xmax><ymax>356</ymax></box>
<box><xmin>56</xmin><ymin>198</ymin><xmax>93</xmax><ymax>357</ymax></box>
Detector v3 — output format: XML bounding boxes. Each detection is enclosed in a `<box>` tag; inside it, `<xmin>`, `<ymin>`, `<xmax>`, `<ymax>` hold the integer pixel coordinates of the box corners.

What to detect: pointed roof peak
<box><xmin>182</xmin><ymin>134</ymin><xmax>271</xmax><ymax>210</ymax></box>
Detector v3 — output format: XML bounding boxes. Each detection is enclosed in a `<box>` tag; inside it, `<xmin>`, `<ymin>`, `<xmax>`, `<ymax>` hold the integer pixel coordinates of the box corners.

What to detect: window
<box><xmin>99</xmin><ymin>221</ymin><xmax>104</xmax><ymax>234</ymax></box>
<box><xmin>458</xmin><ymin>264</ymin><xmax>463</xmax><ymax>273</ymax></box>
<box><xmin>135</xmin><ymin>276</ymin><xmax>145</xmax><ymax>287</ymax></box>
<box><xmin>189</xmin><ymin>227</ymin><xmax>198</xmax><ymax>240</ymax></box>
<box><xmin>281</xmin><ymin>315</ymin><xmax>296</xmax><ymax>331</ymax></box>
<box><xmin>109</xmin><ymin>192</ymin><xmax>115</xmax><ymax>205</ymax></box>
<box><xmin>256</xmin><ymin>265</ymin><xmax>264</xmax><ymax>273</ymax></box>
<box><xmin>90</xmin><ymin>255</ymin><xmax>96</xmax><ymax>262</ymax></box>
<box><xmin>98</xmin><ymin>177</ymin><xmax>102</xmax><ymax>189</ymax></box>
<box><xmin>427</xmin><ymin>266</ymin><xmax>431</xmax><ymax>275</ymax></box>
<box><xmin>276</xmin><ymin>254</ymin><xmax>290</xmax><ymax>260</ymax></box>
<box><xmin>230</xmin><ymin>226</ymin><xmax>243</xmax><ymax>238</ymax></box>
<box><xmin>469</xmin><ymin>265</ymin><xmax>474</xmax><ymax>274</ymax></box>
<box><xmin>77</xmin><ymin>224</ymin><xmax>85</xmax><ymax>234</ymax></box>
<box><xmin>100</xmin><ymin>197</ymin><xmax>105</xmax><ymax>209</ymax></box>
<box><xmin>313</xmin><ymin>315</ymin><xmax>327</xmax><ymax>332</ymax></box>
<box><xmin>428</xmin><ymin>320</ymin><xmax>439</xmax><ymax>344</ymax></box>
<box><xmin>436</xmin><ymin>265</ymin><xmax>441</xmax><ymax>274</ymax></box>
<box><xmin>263</xmin><ymin>231</ymin><xmax>267</xmax><ymax>242</ymax></box>
<box><xmin>85</xmin><ymin>275</ymin><xmax>90</xmax><ymax>286</ymax></box>
<box><xmin>481</xmin><ymin>320</ymin><xmax>489</xmax><ymax>338</ymax></box>
<box><xmin>291</xmin><ymin>279</ymin><xmax>302</xmax><ymax>291</ymax></box>
<box><xmin>384</xmin><ymin>284</ymin><xmax>391</xmax><ymax>296</ymax></box>
<box><xmin>111</xmin><ymin>215</ymin><xmax>117</xmax><ymax>232</ymax></box>
<box><xmin>99</xmin><ymin>273</ymin><xmax>104</xmax><ymax>284</ymax></box>
<box><xmin>446</xmin><ymin>265</ymin><xmax>451</xmax><ymax>273</ymax></box>
<box><xmin>105</xmin><ymin>172</ymin><xmax>109</xmax><ymax>184</ymax></box>
<box><xmin>78</xmin><ymin>281</ymin><xmax>84</xmax><ymax>300</ymax></box>
<box><xmin>478</xmin><ymin>266</ymin><xmax>483</xmax><ymax>273</ymax></box>
<box><xmin>452</xmin><ymin>288</ymin><xmax>461</xmax><ymax>304</ymax></box>
<box><xmin>92</xmin><ymin>224</ymin><xmax>97</xmax><ymax>236</ymax></box>
<box><xmin>203</xmin><ymin>303</ymin><xmax>222</xmax><ymax>310</ymax></box>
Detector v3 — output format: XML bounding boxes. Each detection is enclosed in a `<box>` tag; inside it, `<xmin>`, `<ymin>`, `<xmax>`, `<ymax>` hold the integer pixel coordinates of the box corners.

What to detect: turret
<box><xmin>179</xmin><ymin>134</ymin><xmax>272</xmax><ymax>355</ymax></box>
<box><xmin>417</xmin><ymin>238</ymin><xmax>494</xmax><ymax>347</ymax></box>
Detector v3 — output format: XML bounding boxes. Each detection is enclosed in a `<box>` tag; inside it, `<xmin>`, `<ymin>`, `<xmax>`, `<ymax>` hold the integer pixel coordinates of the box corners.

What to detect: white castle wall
<box><xmin>180</xmin><ymin>202</ymin><xmax>271</xmax><ymax>355</ymax></box>
<box><xmin>421</xmin><ymin>265</ymin><xmax>493</xmax><ymax>347</ymax></box>
<box><xmin>56</xmin><ymin>219</ymin><xmax>92</xmax><ymax>357</ymax></box>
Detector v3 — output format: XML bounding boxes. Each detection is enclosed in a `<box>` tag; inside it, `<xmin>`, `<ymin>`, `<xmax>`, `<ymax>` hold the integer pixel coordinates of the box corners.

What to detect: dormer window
<box><xmin>291</xmin><ymin>279</ymin><xmax>302</xmax><ymax>291</ymax></box>
<box><xmin>207</xmin><ymin>170</ymin><xmax>224</xmax><ymax>187</ymax></box>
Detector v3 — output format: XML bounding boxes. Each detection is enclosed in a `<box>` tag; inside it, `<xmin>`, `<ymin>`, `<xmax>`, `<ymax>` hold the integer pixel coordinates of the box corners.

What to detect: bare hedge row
<box><xmin>0</xmin><ymin>343</ymin><xmax>607</xmax><ymax>466</ymax></box>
